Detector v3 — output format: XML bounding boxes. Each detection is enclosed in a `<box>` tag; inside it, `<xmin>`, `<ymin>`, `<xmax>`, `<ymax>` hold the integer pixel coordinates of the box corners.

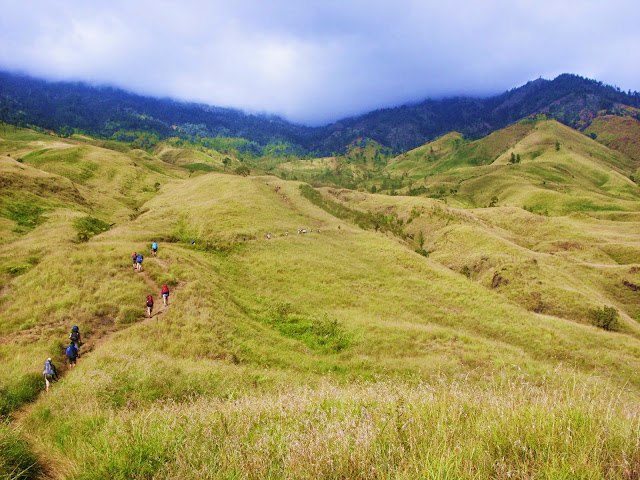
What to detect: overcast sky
<box><xmin>1</xmin><ymin>0</ymin><xmax>638</xmax><ymax>125</ymax></box>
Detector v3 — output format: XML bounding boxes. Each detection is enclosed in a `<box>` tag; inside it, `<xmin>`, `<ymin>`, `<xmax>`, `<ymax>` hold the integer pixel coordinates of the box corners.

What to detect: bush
<box><xmin>74</xmin><ymin>216</ymin><xmax>111</xmax><ymax>242</ymax></box>
<box><xmin>234</xmin><ymin>165</ymin><xmax>250</xmax><ymax>177</ymax></box>
<box><xmin>590</xmin><ymin>306</ymin><xmax>619</xmax><ymax>331</ymax></box>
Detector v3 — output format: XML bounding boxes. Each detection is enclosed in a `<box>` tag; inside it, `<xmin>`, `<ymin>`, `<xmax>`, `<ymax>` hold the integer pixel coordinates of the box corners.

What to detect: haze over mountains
<box><xmin>1</xmin><ymin>70</ymin><xmax>639</xmax><ymax>155</ymax></box>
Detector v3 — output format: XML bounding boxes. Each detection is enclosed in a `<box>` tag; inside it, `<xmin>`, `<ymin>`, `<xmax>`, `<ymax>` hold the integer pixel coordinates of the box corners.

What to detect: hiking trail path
<box><xmin>10</xmin><ymin>255</ymin><xmax>185</xmax><ymax>480</ymax></box>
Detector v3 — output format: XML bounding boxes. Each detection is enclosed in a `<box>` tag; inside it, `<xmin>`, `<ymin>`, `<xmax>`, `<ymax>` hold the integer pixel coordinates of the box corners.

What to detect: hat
<box><xmin>47</xmin><ymin>358</ymin><xmax>52</xmax><ymax>362</ymax></box>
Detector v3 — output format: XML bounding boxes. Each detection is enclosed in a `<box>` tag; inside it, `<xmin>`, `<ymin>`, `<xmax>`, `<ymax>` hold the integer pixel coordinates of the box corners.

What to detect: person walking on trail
<box><xmin>161</xmin><ymin>284</ymin><xmax>170</xmax><ymax>306</ymax></box>
<box><xmin>136</xmin><ymin>253</ymin><xmax>144</xmax><ymax>271</ymax></box>
<box><xmin>43</xmin><ymin>358</ymin><xmax>58</xmax><ymax>393</ymax></box>
<box><xmin>132</xmin><ymin>252</ymin><xmax>138</xmax><ymax>269</ymax></box>
<box><xmin>69</xmin><ymin>326</ymin><xmax>82</xmax><ymax>348</ymax></box>
<box><xmin>146</xmin><ymin>295</ymin><xmax>154</xmax><ymax>318</ymax></box>
<box><xmin>151</xmin><ymin>241</ymin><xmax>158</xmax><ymax>257</ymax></box>
<box><xmin>66</xmin><ymin>343</ymin><xmax>78</xmax><ymax>367</ymax></box>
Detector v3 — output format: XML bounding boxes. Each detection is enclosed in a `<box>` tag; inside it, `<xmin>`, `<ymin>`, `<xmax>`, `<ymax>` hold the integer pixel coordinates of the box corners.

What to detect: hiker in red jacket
<box><xmin>161</xmin><ymin>284</ymin><xmax>170</xmax><ymax>306</ymax></box>
<box><xmin>146</xmin><ymin>295</ymin><xmax>154</xmax><ymax>318</ymax></box>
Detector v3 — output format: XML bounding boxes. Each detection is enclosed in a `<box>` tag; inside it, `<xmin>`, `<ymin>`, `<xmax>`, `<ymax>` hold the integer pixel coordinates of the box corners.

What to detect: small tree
<box><xmin>555</xmin><ymin>140</ymin><xmax>561</xmax><ymax>151</ymax></box>
<box><xmin>222</xmin><ymin>157</ymin><xmax>231</xmax><ymax>171</ymax></box>
<box><xmin>510</xmin><ymin>152</ymin><xmax>516</xmax><ymax>164</ymax></box>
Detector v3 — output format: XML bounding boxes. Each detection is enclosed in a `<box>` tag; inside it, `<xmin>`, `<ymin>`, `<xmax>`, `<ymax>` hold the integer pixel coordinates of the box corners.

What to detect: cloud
<box><xmin>1</xmin><ymin>0</ymin><xmax>639</xmax><ymax>125</ymax></box>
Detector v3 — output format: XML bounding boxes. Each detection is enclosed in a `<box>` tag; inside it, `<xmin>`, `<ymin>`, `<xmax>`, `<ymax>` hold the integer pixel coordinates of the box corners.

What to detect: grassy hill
<box><xmin>2</xmin><ymin>127</ymin><xmax>640</xmax><ymax>479</ymax></box>
<box><xmin>382</xmin><ymin>119</ymin><xmax>640</xmax><ymax>214</ymax></box>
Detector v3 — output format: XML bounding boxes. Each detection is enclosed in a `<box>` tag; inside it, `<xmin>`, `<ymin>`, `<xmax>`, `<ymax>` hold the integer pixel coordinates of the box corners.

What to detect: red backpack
<box><xmin>162</xmin><ymin>284</ymin><xmax>169</xmax><ymax>295</ymax></box>
<box><xmin>146</xmin><ymin>295</ymin><xmax>154</xmax><ymax>307</ymax></box>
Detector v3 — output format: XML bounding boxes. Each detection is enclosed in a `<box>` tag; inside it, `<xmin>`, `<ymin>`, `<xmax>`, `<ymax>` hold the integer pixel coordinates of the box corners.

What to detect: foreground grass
<box><xmin>24</xmin><ymin>372</ymin><xmax>640</xmax><ymax>479</ymax></box>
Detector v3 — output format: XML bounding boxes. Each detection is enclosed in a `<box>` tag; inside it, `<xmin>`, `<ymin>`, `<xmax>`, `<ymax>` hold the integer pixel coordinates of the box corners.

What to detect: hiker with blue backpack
<box><xmin>43</xmin><ymin>358</ymin><xmax>58</xmax><ymax>392</ymax></box>
<box><xmin>151</xmin><ymin>241</ymin><xmax>158</xmax><ymax>257</ymax></box>
<box><xmin>136</xmin><ymin>253</ymin><xmax>144</xmax><ymax>271</ymax></box>
<box><xmin>66</xmin><ymin>342</ymin><xmax>78</xmax><ymax>367</ymax></box>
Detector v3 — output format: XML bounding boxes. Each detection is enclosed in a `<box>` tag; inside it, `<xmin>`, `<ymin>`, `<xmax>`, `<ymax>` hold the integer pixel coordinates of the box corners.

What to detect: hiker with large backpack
<box><xmin>69</xmin><ymin>326</ymin><xmax>82</xmax><ymax>348</ymax></box>
<box><xmin>66</xmin><ymin>342</ymin><xmax>78</xmax><ymax>367</ymax></box>
<box><xmin>136</xmin><ymin>253</ymin><xmax>144</xmax><ymax>271</ymax></box>
<box><xmin>43</xmin><ymin>358</ymin><xmax>58</xmax><ymax>392</ymax></box>
<box><xmin>161</xmin><ymin>284</ymin><xmax>170</xmax><ymax>306</ymax></box>
<box><xmin>151</xmin><ymin>241</ymin><xmax>158</xmax><ymax>257</ymax></box>
<box><xmin>146</xmin><ymin>295</ymin><xmax>154</xmax><ymax>318</ymax></box>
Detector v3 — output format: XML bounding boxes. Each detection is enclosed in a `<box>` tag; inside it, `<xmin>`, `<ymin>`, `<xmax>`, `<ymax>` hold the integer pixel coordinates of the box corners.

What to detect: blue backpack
<box><xmin>44</xmin><ymin>361</ymin><xmax>53</xmax><ymax>375</ymax></box>
<box><xmin>66</xmin><ymin>345</ymin><xmax>76</xmax><ymax>358</ymax></box>
<box><xmin>137</xmin><ymin>254</ymin><xmax>143</xmax><ymax>263</ymax></box>
<box><xmin>152</xmin><ymin>242</ymin><xmax>157</xmax><ymax>250</ymax></box>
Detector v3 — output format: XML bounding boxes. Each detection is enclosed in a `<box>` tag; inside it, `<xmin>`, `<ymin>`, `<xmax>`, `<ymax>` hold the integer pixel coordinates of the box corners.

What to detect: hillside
<box><xmin>382</xmin><ymin>119</ymin><xmax>640</xmax><ymax>214</ymax></box>
<box><xmin>1</xmin><ymin>127</ymin><xmax>640</xmax><ymax>478</ymax></box>
<box><xmin>2</xmin><ymin>71</ymin><xmax>640</xmax><ymax>156</ymax></box>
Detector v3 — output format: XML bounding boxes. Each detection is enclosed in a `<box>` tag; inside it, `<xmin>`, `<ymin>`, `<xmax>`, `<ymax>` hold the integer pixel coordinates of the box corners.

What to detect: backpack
<box><xmin>66</xmin><ymin>345</ymin><xmax>76</xmax><ymax>358</ymax></box>
<box><xmin>162</xmin><ymin>284</ymin><xmax>169</xmax><ymax>295</ymax></box>
<box><xmin>137</xmin><ymin>255</ymin><xmax>143</xmax><ymax>263</ymax></box>
<box><xmin>44</xmin><ymin>361</ymin><xmax>52</xmax><ymax>375</ymax></box>
<box><xmin>152</xmin><ymin>242</ymin><xmax>158</xmax><ymax>250</ymax></box>
<box><xmin>146</xmin><ymin>295</ymin><xmax>154</xmax><ymax>307</ymax></box>
<box><xmin>70</xmin><ymin>331</ymin><xmax>79</xmax><ymax>342</ymax></box>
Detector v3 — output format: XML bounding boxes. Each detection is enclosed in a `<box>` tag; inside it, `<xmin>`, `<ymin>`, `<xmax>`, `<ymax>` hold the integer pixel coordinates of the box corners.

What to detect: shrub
<box><xmin>461</xmin><ymin>266</ymin><xmax>471</xmax><ymax>278</ymax></box>
<box><xmin>74</xmin><ymin>216</ymin><xmax>111</xmax><ymax>242</ymax></box>
<box><xmin>234</xmin><ymin>165</ymin><xmax>250</xmax><ymax>176</ymax></box>
<box><xmin>590</xmin><ymin>306</ymin><xmax>619</xmax><ymax>331</ymax></box>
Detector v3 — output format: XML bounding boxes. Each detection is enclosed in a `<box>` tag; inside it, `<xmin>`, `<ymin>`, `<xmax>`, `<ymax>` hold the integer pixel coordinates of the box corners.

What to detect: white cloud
<box><xmin>0</xmin><ymin>0</ymin><xmax>638</xmax><ymax>124</ymax></box>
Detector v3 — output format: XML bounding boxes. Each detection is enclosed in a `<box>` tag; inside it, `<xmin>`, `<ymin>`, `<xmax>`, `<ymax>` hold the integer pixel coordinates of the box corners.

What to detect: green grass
<box><xmin>0</xmin><ymin>421</ymin><xmax>41</xmax><ymax>480</ymax></box>
<box><xmin>2</xmin><ymin>126</ymin><xmax>640</xmax><ymax>479</ymax></box>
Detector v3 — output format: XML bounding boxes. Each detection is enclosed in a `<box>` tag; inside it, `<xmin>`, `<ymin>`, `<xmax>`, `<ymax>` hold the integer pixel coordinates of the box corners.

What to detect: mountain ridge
<box><xmin>1</xmin><ymin>71</ymin><xmax>639</xmax><ymax>157</ymax></box>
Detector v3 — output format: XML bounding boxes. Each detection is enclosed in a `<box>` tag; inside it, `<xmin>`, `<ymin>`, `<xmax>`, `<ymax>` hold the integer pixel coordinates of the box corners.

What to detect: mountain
<box><xmin>1</xmin><ymin>71</ymin><xmax>639</xmax><ymax>156</ymax></box>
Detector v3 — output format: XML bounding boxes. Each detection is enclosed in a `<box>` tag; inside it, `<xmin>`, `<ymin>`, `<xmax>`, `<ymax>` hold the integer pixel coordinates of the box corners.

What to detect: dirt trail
<box><xmin>10</xmin><ymin>256</ymin><xmax>185</xmax><ymax>480</ymax></box>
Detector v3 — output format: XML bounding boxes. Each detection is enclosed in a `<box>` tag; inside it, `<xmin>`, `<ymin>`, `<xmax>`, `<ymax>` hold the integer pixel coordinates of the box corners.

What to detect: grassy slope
<box><xmin>1</xmin><ymin>128</ymin><xmax>640</xmax><ymax>478</ymax></box>
<box><xmin>385</xmin><ymin>120</ymin><xmax>640</xmax><ymax>214</ymax></box>
<box><xmin>585</xmin><ymin>115</ymin><xmax>640</xmax><ymax>166</ymax></box>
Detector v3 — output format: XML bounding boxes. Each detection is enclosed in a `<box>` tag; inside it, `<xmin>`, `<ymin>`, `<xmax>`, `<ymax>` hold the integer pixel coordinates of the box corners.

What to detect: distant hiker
<box><xmin>66</xmin><ymin>343</ymin><xmax>78</xmax><ymax>367</ymax></box>
<box><xmin>161</xmin><ymin>284</ymin><xmax>169</xmax><ymax>306</ymax></box>
<box><xmin>132</xmin><ymin>252</ymin><xmax>138</xmax><ymax>268</ymax></box>
<box><xmin>69</xmin><ymin>326</ymin><xmax>82</xmax><ymax>348</ymax></box>
<box><xmin>267</xmin><ymin>233</ymin><xmax>271</xmax><ymax>240</ymax></box>
<box><xmin>146</xmin><ymin>295</ymin><xmax>154</xmax><ymax>318</ymax></box>
<box><xmin>151</xmin><ymin>241</ymin><xmax>158</xmax><ymax>257</ymax></box>
<box><xmin>136</xmin><ymin>253</ymin><xmax>144</xmax><ymax>271</ymax></box>
<box><xmin>43</xmin><ymin>358</ymin><xmax>58</xmax><ymax>392</ymax></box>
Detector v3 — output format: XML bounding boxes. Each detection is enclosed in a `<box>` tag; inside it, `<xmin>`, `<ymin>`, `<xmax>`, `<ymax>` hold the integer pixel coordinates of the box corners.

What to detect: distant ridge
<box><xmin>0</xmin><ymin>71</ymin><xmax>638</xmax><ymax>155</ymax></box>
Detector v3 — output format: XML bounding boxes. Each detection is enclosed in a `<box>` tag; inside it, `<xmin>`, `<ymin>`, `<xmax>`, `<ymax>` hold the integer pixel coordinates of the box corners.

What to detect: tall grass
<box><xmin>25</xmin><ymin>373</ymin><xmax>640</xmax><ymax>479</ymax></box>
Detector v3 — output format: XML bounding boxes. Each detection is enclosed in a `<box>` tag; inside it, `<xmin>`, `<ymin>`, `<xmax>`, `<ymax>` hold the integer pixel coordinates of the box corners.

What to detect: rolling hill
<box><xmin>1</xmin><ymin>125</ymin><xmax>640</xmax><ymax>479</ymax></box>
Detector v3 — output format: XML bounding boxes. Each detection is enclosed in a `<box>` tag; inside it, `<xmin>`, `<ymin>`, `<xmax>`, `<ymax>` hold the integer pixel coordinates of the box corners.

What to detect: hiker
<box><xmin>161</xmin><ymin>284</ymin><xmax>169</xmax><ymax>306</ymax></box>
<box><xmin>266</xmin><ymin>233</ymin><xmax>271</xmax><ymax>240</ymax></box>
<box><xmin>43</xmin><ymin>358</ymin><xmax>58</xmax><ymax>392</ymax></box>
<box><xmin>151</xmin><ymin>241</ymin><xmax>158</xmax><ymax>257</ymax></box>
<box><xmin>69</xmin><ymin>326</ymin><xmax>82</xmax><ymax>348</ymax></box>
<box><xmin>136</xmin><ymin>253</ymin><xmax>144</xmax><ymax>271</ymax></box>
<box><xmin>146</xmin><ymin>295</ymin><xmax>154</xmax><ymax>318</ymax></box>
<box><xmin>66</xmin><ymin>342</ymin><xmax>78</xmax><ymax>367</ymax></box>
<box><xmin>132</xmin><ymin>252</ymin><xmax>138</xmax><ymax>268</ymax></box>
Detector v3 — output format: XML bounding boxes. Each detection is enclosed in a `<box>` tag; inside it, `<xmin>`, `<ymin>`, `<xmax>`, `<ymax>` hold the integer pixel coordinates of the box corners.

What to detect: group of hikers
<box><xmin>134</xmin><ymin>242</ymin><xmax>170</xmax><ymax>318</ymax></box>
<box><xmin>43</xmin><ymin>325</ymin><xmax>81</xmax><ymax>392</ymax></box>
<box><xmin>44</xmin><ymin>241</ymin><xmax>170</xmax><ymax>392</ymax></box>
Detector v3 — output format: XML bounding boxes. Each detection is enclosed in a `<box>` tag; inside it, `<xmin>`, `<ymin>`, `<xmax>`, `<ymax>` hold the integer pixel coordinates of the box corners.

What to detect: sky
<box><xmin>0</xmin><ymin>0</ymin><xmax>639</xmax><ymax>126</ymax></box>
